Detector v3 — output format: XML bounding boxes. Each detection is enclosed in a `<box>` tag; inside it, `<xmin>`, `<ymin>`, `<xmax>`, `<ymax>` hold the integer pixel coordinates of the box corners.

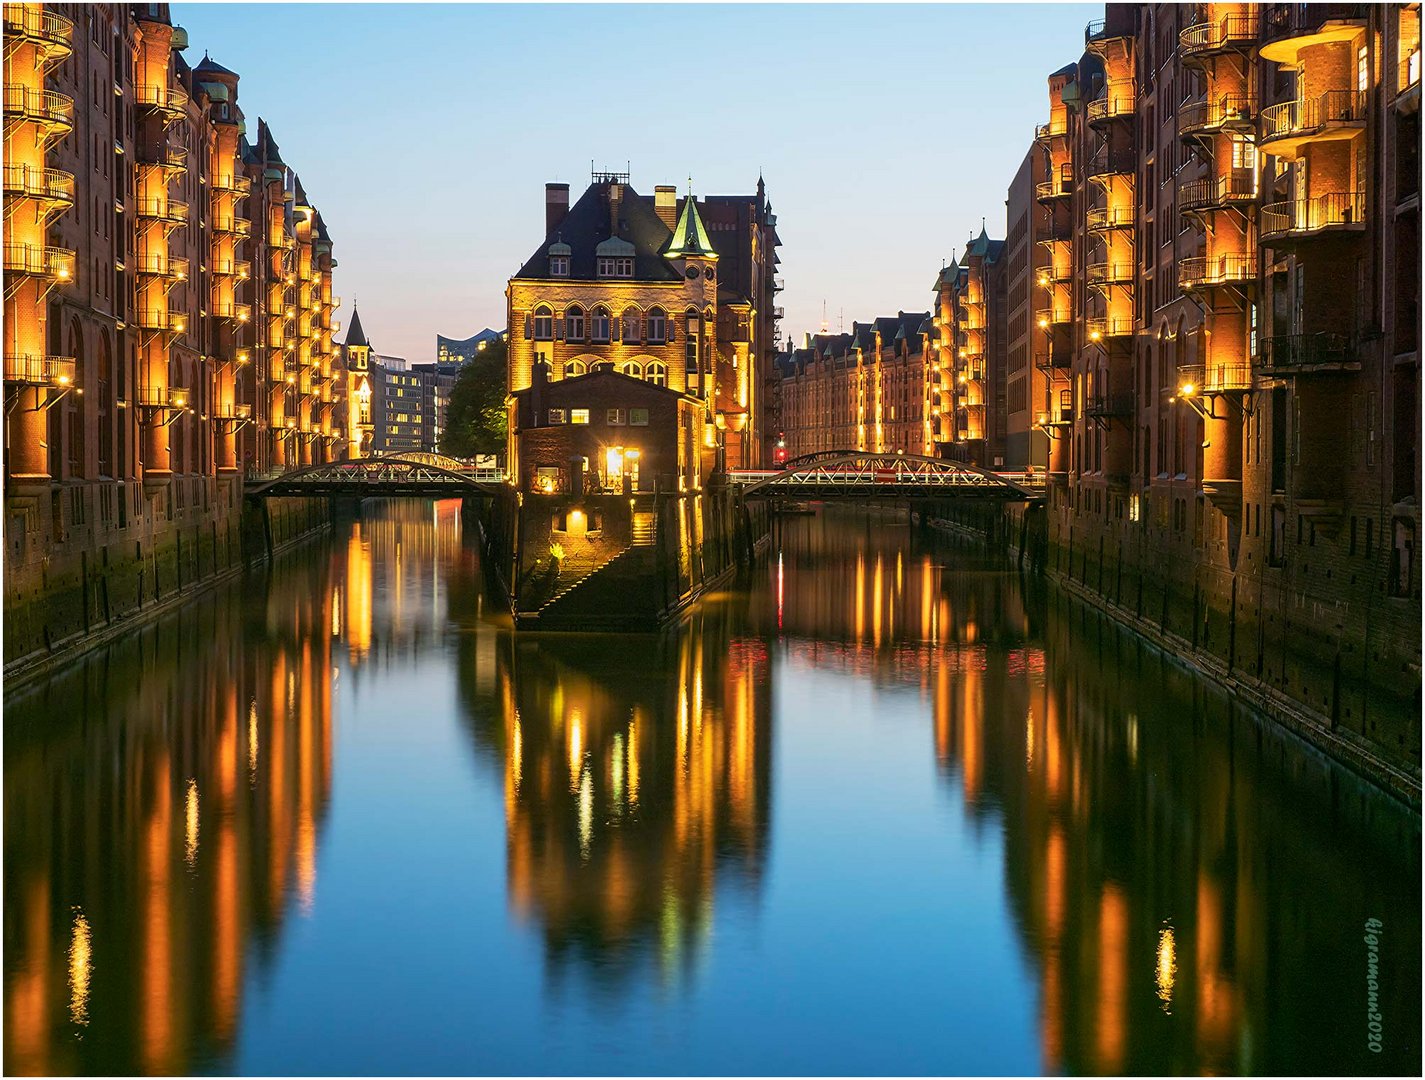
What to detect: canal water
<box><xmin>4</xmin><ymin>500</ymin><xmax>1420</xmax><ymax>1076</ymax></box>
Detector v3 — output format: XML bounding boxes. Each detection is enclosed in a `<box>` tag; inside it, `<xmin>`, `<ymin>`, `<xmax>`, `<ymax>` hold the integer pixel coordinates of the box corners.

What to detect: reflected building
<box><xmin>929</xmin><ymin>591</ymin><xmax>1421</xmax><ymax>1075</ymax></box>
<box><xmin>3</xmin><ymin>549</ymin><xmax>337</xmax><ymax>1075</ymax></box>
<box><xmin>457</xmin><ymin>605</ymin><xmax>772</xmax><ymax>989</ymax></box>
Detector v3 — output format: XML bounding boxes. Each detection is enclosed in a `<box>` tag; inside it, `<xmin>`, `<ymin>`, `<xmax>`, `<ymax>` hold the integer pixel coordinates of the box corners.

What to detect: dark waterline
<box><xmin>4</xmin><ymin>499</ymin><xmax>1420</xmax><ymax>1076</ymax></box>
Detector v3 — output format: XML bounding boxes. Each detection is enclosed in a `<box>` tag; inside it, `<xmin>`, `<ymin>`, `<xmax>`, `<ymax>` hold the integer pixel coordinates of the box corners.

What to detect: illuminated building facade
<box><xmin>774</xmin><ymin>311</ymin><xmax>939</xmax><ymax>460</ymax></box>
<box><xmin>2</xmin><ymin>2</ymin><xmax>342</xmax><ymax>662</ymax></box>
<box><xmin>936</xmin><ymin>228</ymin><xmax>1008</xmax><ymax>466</ymax></box>
<box><xmin>906</xmin><ymin>2</ymin><xmax>1421</xmax><ymax>775</ymax></box>
<box><xmin>506</xmin><ymin>170</ymin><xmax>780</xmax><ymax>482</ymax></box>
<box><xmin>434</xmin><ymin>328</ymin><xmax>501</xmax><ymax>365</ymax></box>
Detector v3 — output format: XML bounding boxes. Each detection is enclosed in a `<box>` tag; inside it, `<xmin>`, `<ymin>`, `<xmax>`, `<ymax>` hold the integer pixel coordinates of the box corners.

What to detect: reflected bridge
<box><xmin>245</xmin><ymin>452</ymin><xmax>506</xmax><ymax>498</ymax></box>
<box><xmin>728</xmin><ymin>451</ymin><xmax>1045</xmax><ymax>502</ymax></box>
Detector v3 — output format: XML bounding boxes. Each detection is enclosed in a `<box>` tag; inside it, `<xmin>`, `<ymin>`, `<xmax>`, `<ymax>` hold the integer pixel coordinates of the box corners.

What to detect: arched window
<box><xmin>645</xmin><ymin>361</ymin><xmax>667</xmax><ymax>387</ymax></box>
<box><xmin>533</xmin><ymin>306</ymin><xmax>553</xmax><ymax>341</ymax></box>
<box><xmin>564</xmin><ymin>305</ymin><xmax>585</xmax><ymax>342</ymax></box>
<box><xmin>591</xmin><ymin>306</ymin><xmax>611</xmax><ymax>343</ymax></box>
<box><xmin>620</xmin><ymin>360</ymin><xmax>643</xmax><ymax>378</ymax></box>
<box><xmin>622</xmin><ymin>307</ymin><xmax>642</xmax><ymax>344</ymax></box>
<box><xmin>647</xmin><ymin>307</ymin><xmax>667</xmax><ymax>344</ymax></box>
<box><xmin>563</xmin><ymin>359</ymin><xmax>587</xmax><ymax>378</ymax></box>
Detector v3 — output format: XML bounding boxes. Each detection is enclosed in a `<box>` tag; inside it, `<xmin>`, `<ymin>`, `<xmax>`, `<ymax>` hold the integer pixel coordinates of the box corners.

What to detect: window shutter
<box><xmin>667</xmin><ymin>322</ymin><xmax>676</xmax><ymax>344</ymax></box>
<box><xmin>524</xmin><ymin>313</ymin><xmax>532</xmax><ymax>339</ymax></box>
<box><xmin>612</xmin><ymin>319</ymin><xmax>620</xmax><ymax>343</ymax></box>
<box><xmin>555</xmin><ymin>317</ymin><xmax>564</xmax><ymax>341</ymax></box>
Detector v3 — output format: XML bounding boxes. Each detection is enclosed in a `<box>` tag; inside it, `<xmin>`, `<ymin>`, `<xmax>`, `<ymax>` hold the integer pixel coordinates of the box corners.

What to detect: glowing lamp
<box><xmin>1038</xmin><ymin>317</ymin><xmax>1049</xmax><ymax>329</ymax></box>
<box><xmin>1180</xmin><ymin>382</ymin><xmax>1196</xmax><ymax>397</ymax></box>
<box><xmin>1090</xmin><ymin>329</ymin><xmax>1102</xmax><ymax>341</ymax></box>
<box><xmin>57</xmin><ymin>374</ymin><xmax>70</xmax><ymax>386</ymax></box>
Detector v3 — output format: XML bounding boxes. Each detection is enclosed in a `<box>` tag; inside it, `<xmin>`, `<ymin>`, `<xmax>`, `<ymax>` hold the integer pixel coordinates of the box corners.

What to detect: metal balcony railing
<box><xmin>1180</xmin><ymin>12</ymin><xmax>1259</xmax><ymax>58</ymax></box>
<box><xmin>1035</xmin><ymin>119</ymin><xmax>1068</xmax><ymax>141</ymax></box>
<box><xmin>1088</xmin><ymin>147</ymin><xmax>1136</xmax><ymax>181</ymax></box>
<box><xmin>1179</xmin><ymin>173</ymin><xmax>1258</xmax><ymax>213</ymax></box>
<box><xmin>1179</xmin><ymin>253</ymin><xmax>1256</xmax><ymax>290</ymax></box>
<box><xmin>1177</xmin><ymin>94</ymin><xmax>1256</xmax><ymax>139</ymax></box>
<box><xmin>1265</xmin><ymin>332</ymin><xmax>1355</xmax><ymax>371</ymax></box>
<box><xmin>1087</xmin><ymin>95</ymin><xmax>1135</xmax><ymax>125</ymax></box>
<box><xmin>213</xmin><ymin>214</ymin><xmax>251</xmax><ymax>236</ymax></box>
<box><xmin>2</xmin><ymin>84</ymin><xmax>73</xmax><ymax>129</ymax></box>
<box><xmin>134</xmin><ymin>83</ymin><xmax>189</xmax><ymax>117</ymax></box>
<box><xmin>1261</xmin><ymin>3</ymin><xmax>1367</xmax><ymax>56</ymax></box>
<box><xmin>1087</xmin><ymin>261</ymin><xmax>1135</xmax><ymax>287</ymax></box>
<box><xmin>3</xmin><ymin>242</ymin><xmax>74</xmax><ymax>281</ymax></box>
<box><xmin>2</xmin><ymin>5</ymin><xmax>74</xmax><ymax>54</ymax></box>
<box><xmin>4</xmin><ymin>353</ymin><xmax>75</xmax><ymax>385</ymax></box>
<box><xmin>1401</xmin><ymin>49</ymin><xmax>1423</xmax><ymax>97</ymax></box>
<box><xmin>214</xmin><ymin>402</ymin><xmax>254</xmax><ymax>420</ymax></box>
<box><xmin>1086</xmin><ymin>316</ymin><xmax>1135</xmax><ymax>341</ymax></box>
<box><xmin>1178</xmin><ymin>362</ymin><xmax>1252</xmax><ymax>393</ymax></box>
<box><xmin>2</xmin><ymin>163</ymin><xmax>74</xmax><ymax>204</ymax></box>
<box><xmin>136</xmin><ymin>385</ymin><xmax>190</xmax><ymax>408</ymax></box>
<box><xmin>1260</xmin><ymin>191</ymin><xmax>1366</xmax><ymax>242</ymax></box>
<box><xmin>213</xmin><ymin>173</ymin><xmax>252</xmax><ymax>196</ymax></box>
<box><xmin>1260</xmin><ymin>90</ymin><xmax>1367</xmax><ymax>146</ymax></box>
<box><xmin>1087</xmin><ymin>204</ymin><xmax>1135</xmax><ymax>231</ymax></box>
<box><xmin>1085</xmin><ymin>392</ymin><xmax>1135</xmax><ymax>418</ymax></box>
<box><xmin>137</xmin><ymin>141</ymin><xmax>187</xmax><ymax>170</ymax></box>
<box><xmin>135</xmin><ymin>309</ymin><xmax>188</xmax><ymax>334</ymax></box>
<box><xmin>1036</xmin><ymin>165</ymin><xmax>1075</xmax><ymax>202</ymax></box>
<box><xmin>1035</xmin><ymin>307</ymin><xmax>1072</xmax><ymax>329</ymax></box>
<box><xmin>134</xmin><ymin>197</ymin><xmax>187</xmax><ymax>225</ymax></box>
<box><xmin>134</xmin><ymin>254</ymin><xmax>188</xmax><ymax>280</ymax></box>
<box><xmin>212</xmin><ymin>302</ymin><xmax>252</xmax><ymax>323</ymax></box>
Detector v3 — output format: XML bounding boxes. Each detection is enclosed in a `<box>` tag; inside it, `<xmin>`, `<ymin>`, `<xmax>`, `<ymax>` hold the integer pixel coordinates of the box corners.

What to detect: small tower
<box><xmin>663</xmin><ymin>192</ymin><xmax>719</xmax><ymax>400</ymax></box>
<box><xmin>344</xmin><ymin>305</ymin><xmax>374</xmax><ymax>455</ymax></box>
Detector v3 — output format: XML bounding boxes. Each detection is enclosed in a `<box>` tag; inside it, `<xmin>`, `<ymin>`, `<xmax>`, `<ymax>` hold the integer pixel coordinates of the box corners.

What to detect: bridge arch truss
<box><xmin>734</xmin><ymin>452</ymin><xmax>1043</xmax><ymax>501</ymax></box>
<box><xmin>246</xmin><ymin>453</ymin><xmax>505</xmax><ymax>498</ymax></box>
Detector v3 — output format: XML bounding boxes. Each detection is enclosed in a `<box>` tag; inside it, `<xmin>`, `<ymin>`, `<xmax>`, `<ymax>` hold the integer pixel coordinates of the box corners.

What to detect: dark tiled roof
<box><xmin>344</xmin><ymin>306</ymin><xmax>369</xmax><ymax>348</ymax></box>
<box><xmin>510</xmin><ymin>367</ymin><xmax>698</xmax><ymax>403</ymax></box>
<box><xmin>195</xmin><ymin>52</ymin><xmax>237</xmax><ymax>77</ymax></box>
<box><xmin>515</xmin><ymin>182</ymin><xmax>679</xmax><ymax>283</ymax></box>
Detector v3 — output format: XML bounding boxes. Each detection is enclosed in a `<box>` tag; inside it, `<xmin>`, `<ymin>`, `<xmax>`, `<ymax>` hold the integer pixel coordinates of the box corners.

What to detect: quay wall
<box><xmin>920</xmin><ymin>493</ymin><xmax>1421</xmax><ymax>806</ymax></box>
<box><xmin>4</xmin><ymin>478</ymin><xmax>332</xmax><ymax>682</ymax></box>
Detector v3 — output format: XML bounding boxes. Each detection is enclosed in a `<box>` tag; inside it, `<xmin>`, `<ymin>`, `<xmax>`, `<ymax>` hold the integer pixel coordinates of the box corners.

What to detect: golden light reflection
<box><xmin>248</xmin><ymin>698</ymin><xmax>259</xmax><ymax>785</ymax></box>
<box><xmin>1156</xmin><ymin>925</ymin><xmax>1177</xmax><ymax>1013</ymax></box>
<box><xmin>68</xmin><ymin>911</ymin><xmax>91</xmax><ymax>1028</ymax></box>
<box><xmin>1096</xmin><ymin>885</ymin><xmax>1127</xmax><ymax>1074</ymax></box>
<box><xmin>184</xmin><ymin>778</ymin><xmax>200</xmax><ymax>869</ymax></box>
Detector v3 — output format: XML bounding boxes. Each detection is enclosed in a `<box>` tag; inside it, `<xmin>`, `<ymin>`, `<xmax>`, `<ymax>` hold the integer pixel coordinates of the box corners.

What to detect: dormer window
<box><xmin>595</xmin><ymin>236</ymin><xmax>635</xmax><ymax>278</ymax></box>
<box><xmin>597</xmin><ymin>256</ymin><xmax>633</xmax><ymax>278</ymax></box>
<box><xmin>550</xmin><ymin>255</ymin><xmax>570</xmax><ymax>277</ymax></box>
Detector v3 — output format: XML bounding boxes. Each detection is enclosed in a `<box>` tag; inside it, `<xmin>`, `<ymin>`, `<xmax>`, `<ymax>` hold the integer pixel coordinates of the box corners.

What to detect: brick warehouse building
<box><xmin>799</xmin><ymin>1</ymin><xmax>1415</xmax><ymax>783</ymax></box>
<box><xmin>2</xmin><ymin>3</ymin><xmax>343</xmax><ymax>661</ymax></box>
<box><xmin>505</xmin><ymin>170</ymin><xmax>781</xmax><ymax>483</ymax></box>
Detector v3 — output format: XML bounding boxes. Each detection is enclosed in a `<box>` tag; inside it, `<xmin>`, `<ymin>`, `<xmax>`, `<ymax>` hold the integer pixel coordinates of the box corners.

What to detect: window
<box><xmin>562</xmin><ymin>359</ymin><xmax>586</xmax><ymax>378</ymax></box>
<box><xmin>1358</xmin><ymin>45</ymin><xmax>1368</xmax><ymax>92</ymax></box>
<box><xmin>630</xmin><ymin>408</ymin><xmax>650</xmax><ymax>426</ymax></box>
<box><xmin>565</xmin><ymin>305</ymin><xmax>584</xmax><ymax>342</ymax></box>
<box><xmin>597</xmin><ymin>256</ymin><xmax>633</xmax><ymax>278</ymax></box>
<box><xmin>622</xmin><ymin>308</ymin><xmax>642</xmax><ymax>343</ymax></box>
<box><xmin>548</xmin><ymin>408</ymin><xmax>566</xmax><ymax>424</ymax></box>
<box><xmin>647</xmin><ymin>308</ymin><xmax>667</xmax><ymax>343</ymax></box>
<box><xmin>550</xmin><ymin>255</ymin><xmax>569</xmax><ymax>277</ymax></box>
<box><xmin>686</xmin><ymin>338</ymin><xmax>698</xmax><ymax>370</ymax></box>
<box><xmin>607</xmin><ymin>408</ymin><xmax>626</xmax><ymax>425</ymax></box>
<box><xmin>533</xmin><ymin>306</ymin><xmax>553</xmax><ymax>340</ymax></box>
<box><xmin>620</xmin><ymin>360</ymin><xmax>642</xmax><ymax>378</ymax></box>
<box><xmin>646</xmin><ymin>361</ymin><xmax>667</xmax><ymax>387</ymax></box>
<box><xmin>570</xmin><ymin>408</ymin><xmax>590</xmax><ymax>424</ymax></box>
<box><xmin>591</xmin><ymin>307</ymin><xmax>610</xmax><ymax>343</ymax></box>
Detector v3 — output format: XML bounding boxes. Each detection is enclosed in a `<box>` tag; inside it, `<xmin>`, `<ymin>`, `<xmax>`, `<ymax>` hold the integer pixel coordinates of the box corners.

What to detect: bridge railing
<box><xmin>727</xmin><ymin>467</ymin><xmax>1046</xmax><ymax>492</ymax></box>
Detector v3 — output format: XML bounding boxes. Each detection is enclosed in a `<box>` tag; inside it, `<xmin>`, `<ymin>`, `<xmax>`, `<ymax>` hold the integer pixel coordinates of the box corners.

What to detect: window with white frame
<box><xmin>550</xmin><ymin>255</ymin><xmax>570</xmax><ymax>277</ymax></box>
<box><xmin>548</xmin><ymin>408</ymin><xmax>566</xmax><ymax>424</ymax></box>
<box><xmin>571</xmin><ymin>408</ymin><xmax>590</xmax><ymax>424</ymax></box>
<box><xmin>622</xmin><ymin>309</ymin><xmax>642</xmax><ymax>343</ymax></box>
<box><xmin>565</xmin><ymin>305</ymin><xmax>585</xmax><ymax>341</ymax></box>
<box><xmin>533</xmin><ymin>306</ymin><xmax>553</xmax><ymax>340</ymax></box>
<box><xmin>630</xmin><ymin>408</ymin><xmax>650</xmax><ymax>426</ymax></box>
<box><xmin>647</xmin><ymin>308</ymin><xmax>667</xmax><ymax>343</ymax></box>
<box><xmin>563</xmin><ymin>359</ymin><xmax>586</xmax><ymax>378</ymax></box>
<box><xmin>597</xmin><ymin>256</ymin><xmax>634</xmax><ymax>278</ymax></box>
<box><xmin>607</xmin><ymin>408</ymin><xmax>626</xmax><ymax>425</ymax></box>
<box><xmin>591</xmin><ymin>307</ymin><xmax>611</xmax><ymax>343</ymax></box>
<box><xmin>620</xmin><ymin>360</ymin><xmax>642</xmax><ymax>378</ymax></box>
<box><xmin>645</xmin><ymin>361</ymin><xmax>667</xmax><ymax>387</ymax></box>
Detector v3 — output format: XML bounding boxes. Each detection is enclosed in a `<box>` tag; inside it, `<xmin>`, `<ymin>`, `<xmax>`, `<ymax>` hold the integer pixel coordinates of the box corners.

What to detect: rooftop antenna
<box><xmin>839</xmin><ymin>307</ymin><xmax>844</xmax><ymax>333</ymax></box>
<box><xmin>820</xmin><ymin>300</ymin><xmax>828</xmax><ymax>334</ymax></box>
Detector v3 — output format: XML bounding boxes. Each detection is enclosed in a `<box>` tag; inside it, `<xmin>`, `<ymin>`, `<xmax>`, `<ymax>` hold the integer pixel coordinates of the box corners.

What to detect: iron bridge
<box><xmin>245</xmin><ymin>452</ymin><xmax>506</xmax><ymax>498</ymax></box>
<box><xmin>728</xmin><ymin>451</ymin><xmax>1044</xmax><ymax>501</ymax></box>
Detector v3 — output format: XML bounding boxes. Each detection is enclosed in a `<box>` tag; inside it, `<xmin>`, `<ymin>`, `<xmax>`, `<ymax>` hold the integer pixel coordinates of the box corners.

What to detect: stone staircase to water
<box><xmin>520</xmin><ymin>546</ymin><xmax>662</xmax><ymax>629</ymax></box>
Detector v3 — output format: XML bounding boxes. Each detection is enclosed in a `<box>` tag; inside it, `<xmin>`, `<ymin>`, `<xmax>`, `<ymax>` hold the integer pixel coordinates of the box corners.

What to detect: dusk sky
<box><xmin>176</xmin><ymin>2</ymin><xmax>1097</xmax><ymax>363</ymax></box>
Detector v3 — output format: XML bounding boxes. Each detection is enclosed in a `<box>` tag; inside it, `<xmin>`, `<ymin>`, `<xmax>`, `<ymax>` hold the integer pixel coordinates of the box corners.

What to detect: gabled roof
<box><xmin>344</xmin><ymin>305</ymin><xmax>369</xmax><ymax>349</ymax></box>
<box><xmin>513</xmin><ymin>181</ymin><xmax>679</xmax><ymax>282</ymax></box>
<box><xmin>662</xmin><ymin>195</ymin><xmax>717</xmax><ymax>259</ymax></box>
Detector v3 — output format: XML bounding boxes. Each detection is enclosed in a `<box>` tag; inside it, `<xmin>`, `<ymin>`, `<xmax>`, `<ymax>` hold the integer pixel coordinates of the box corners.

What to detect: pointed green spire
<box><xmin>663</xmin><ymin>194</ymin><xmax>717</xmax><ymax>259</ymax></box>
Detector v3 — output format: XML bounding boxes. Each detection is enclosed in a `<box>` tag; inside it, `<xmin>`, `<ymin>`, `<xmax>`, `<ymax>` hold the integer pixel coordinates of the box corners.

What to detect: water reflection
<box><xmin>457</xmin><ymin>608</ymin><xmax>772</xmax><ymax>990</ymax></box>
<box><xmin>4</xmin><ymin>540</ymin><xmax>337</xmax><ymax>1075</ymax></box>
<box><xmin>2</xmin><ymin>500</ymin><xmax>1418</xmax><ymax>1076</ymax></box>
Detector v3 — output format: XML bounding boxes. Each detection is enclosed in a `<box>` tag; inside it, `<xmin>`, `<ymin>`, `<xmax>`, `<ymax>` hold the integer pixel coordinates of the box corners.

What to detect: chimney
<box><xmin>545</xmin><ymin>183</ymin><xmax>569</xmax><ymax>235</ymax></box>
<box><xmin>654</xmin><ymin>185</ymin><xmax>677</xmax><ymax>229</ymax></box>
<box><xmin>530</xmin><ymin>355</ymin><xmax>548</xmax><ymax>423</ymax></box>
<box><xmin>608</xmin><ymin>181</ymin><xmax>622</xmax><ymax>235</ymax></box>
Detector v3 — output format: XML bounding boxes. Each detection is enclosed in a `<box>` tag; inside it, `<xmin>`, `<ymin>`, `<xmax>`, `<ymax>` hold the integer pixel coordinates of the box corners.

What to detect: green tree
<box><xmin>439</xmin><ymin>338</ymin><xmax>508</xmax><ymax>459</ymax></box>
